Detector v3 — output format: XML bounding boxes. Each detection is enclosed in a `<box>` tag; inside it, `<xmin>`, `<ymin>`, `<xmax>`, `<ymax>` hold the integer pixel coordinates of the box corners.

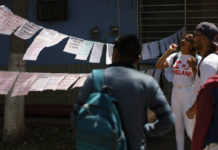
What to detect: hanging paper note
<box><xmin>23</xmin><ymin>28</ymin><xmax>68</xmax><ymax>61</ymax></box>
<box><xmin>0</xmin><ymin>71</ymin><xmax>19</xmax><ymax>95</ymax></box>
<box><xmin>154</xmin><ymin>69</ymin><xmax>162</xmax><ymax>83</ymax></box>
<box><xmin>63</xmin><ymin>36</ymin><xmax>84</xmax><ymax>55</ymax></box>
<box><xmin>56</xmin><ymin>74</ymin><xmax>80</xmax><ymax>90</ymax></box>
<box><xmin>43</xmin><ymin>73</ymin><xmax>67</xmax><ymax>91</ymax></box>
<box><xmin>169</xmin><ymin>35</ymin><xmax>174</xmax><ymax>45</ymax></box>
<box><xmin>106</xmin><ymin>44</ymin><xmax>114</xmax><ymax>65</ymax></box>
<box><xmin>30</xmin><ymin>73</ymin><xmax>51</xmax><ymax>91</ymax></box>
<box><xmin>159</xmin><ymin>39</ymin><xmax>166</xmax><ymax>55</ymax></box>
<box><xmin>163</xmin><ymin>37</ymin><xmax>170</xmax><ymax>50</ymax></box>
<box><xmin>75</xmin><ymin>40</ymin><xmax>94</xmax><ymax>60</ymax></box>
<box><xmin>172</xmin><ymin>32</ymin><xmax>179</xmax><ymax>45</ymax></box>
<box><xmin>0</xmin><ymin>5</ymin><xmax>27</xmax><ymax>35</ymax></box>
<box><xmin>11</xmin><ymin>72</ymin><xmax>39</xmax><ymax>97</ymax></box>
<box><xmin>72</xmin><ymin>74</ymin><xmax>88</xmax><ymax>89</ymax></box>
<box><xmin>89</xmin><ymin>42</ymin><xmax>104</xmax><ymax>63</ymax></box>
<box><xmin>146</xmin><ymin>69</ymin><xmax>155</xmax><ymax>77</ymax></box>
<box><xmin>14</xmin><ymin>22</ymin><xmax>42</xmax><ymax>40</ymax></box>
<box><xmin>178</xmin><ymin>26</ymin><xmax>186</xmax><ymax>41</ymax></box>
<box><xmin>149</xmin><ymin>41</ymin><xmax>160</xmax><ymax>58</ymax></box>
<box><xmin>141</xmin><ymin>43</ymin><xmax>151</xmax><ymax>60</ymax></box>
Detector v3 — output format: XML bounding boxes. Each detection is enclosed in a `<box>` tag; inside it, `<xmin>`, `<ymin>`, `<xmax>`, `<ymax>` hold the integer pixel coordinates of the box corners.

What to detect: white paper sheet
<box><xmin>106</xmin><ymin>44</ymin><xmax>114</xmax><ymax>65</ymax></box>
<box><xmin>0</xmin><ymin>71</ymin><xmax>19</xmax><ymax>95</ymax></box>
<box><xmin>0</xmin><ymin>5</ymin><xmax>27</xmax><ymax>35</ymax></box>
<box><xmin>23</xmin><ymin>28</ymin><xmax>68</xmax><ymax>61</ymax></box>
<box><xmin>14</xmin><ymin>22</ymin><xmax>42</xmax><ymax>40</ymax></box>
<box><xmin>159</xmin><ymin>39</ymin><xmax>166</xmax><ymax>55</ymax></box>
<box><xmin>72</xmin><ymin>74</ymin><xmax>88</xmax><ymax>89</ymax></box>
<box><xmin>149</xmin><ymin>41</ymin><xmax>160</xmax><ymax>58</ymax></box>
<box><xmin>11</xmin><ymin>72</ymin><xmax>39</xmax><ymax>97</ymax></box>
<box><xmin>154</xmin><ymin>69</ymin><xmax>162</xmax><ymax>83</ymax></box>
<box><xmin>75</xmin><ymin>40</ymin><xmax>94</xmax><ymax>60</ymax></box>
<box><xmin>30</xmin><ymin>73</ymin><xmax>51</xmax><ymax>91</ymax></box>
<box><xmin>63</xmin><ymin>36</ymin><xmax>84</xmax><ymax>55</ymax></box>
<box><xmin>43</xmin><ymin>73</ymin><xmax>67</xmax><ymax>91</ymax></box>
<box><xmin>89</xmin><ymin>42</ymin><xmax>104</xmax><ymax>63</ymax></box>
<box><xmin>163</xmin><ymin>37</ymin><xmax>170</xmax><ymax>50</ymax></box>
<box><xmin>56</xmin><ymin>74</ymin><xmax>80</xmax><ymax>90</ymax></box>
<box><xmin>146</xmin><ymin>69</ymin><xmax>155</xmax><ymax>77</ymax></box>
<box><xmin>141</xmin><ymin>43</ymin><xmax>151</xmax><ymax>60</ymax></box>
<box><xmin>172</xmin><ymin>32</ymin><xmax>179</xmax><ymax>45</ymax></box>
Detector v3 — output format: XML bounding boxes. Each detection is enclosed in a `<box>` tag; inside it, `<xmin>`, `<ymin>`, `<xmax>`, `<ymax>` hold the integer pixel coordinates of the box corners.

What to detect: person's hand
<box><xmin>168</xmin><ymin>44</ymin><xmax>178</xmax><ymax>53</ymax></box>
<box><xmin>187</xmin><ymin>56</ymin><xmax>197</xmax><ymax>69</ymax></box>
<box><xmin>186</xmin><ymin>104</ymin><xmax>197</xmax><ymax>119</ymax></box>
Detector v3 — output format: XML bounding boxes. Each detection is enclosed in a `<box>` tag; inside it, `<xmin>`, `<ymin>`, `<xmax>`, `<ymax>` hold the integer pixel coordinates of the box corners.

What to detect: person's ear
<box><xmin>133</xmin><ymin>55</ymin><xmax>141</xmax><ymax>64</ymax></box>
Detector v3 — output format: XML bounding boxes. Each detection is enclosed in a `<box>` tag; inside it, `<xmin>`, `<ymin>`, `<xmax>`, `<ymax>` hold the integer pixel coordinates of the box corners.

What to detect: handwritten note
<box><xmin>75</xmin><ymin>40</ymin><xmax>94</xmax><ymax>60</ymax></box>
<box><xmin>159</xmin><ymin>39</ymin><xmax>166</xmax><ymax>55</ymax></box>
<box><xmin>11</xmin><ymin>72</ymin><xmax>39</xmax><ymax>97</ymax></box>
<box><xmin>14</xmin><ymin>22</ymin><xmax>42</xmax><ymax>40</ymax></box>
<box><xmin>23</xmin><ymin>28</ymin><xmax>68</xmax><ymax>61</ymax></box>
<box><xmin>43</xmin><ymin>73</ymin><xmax>67</xmax><ymax>91</ymax></box>
<box><xmin>72</xmin><ymin>74</ymin><xmax>88</xmax><ymax>89</ymax></box>
<box><xmin>0</xmin><ymin>71</ymin><xmax>19</xmax><ymax>95</ymax></box>
<box><xmin>141</xmin><ymin>43</ymin><xmax>151</xmax><ymax>60</ymax></box>
<box><xmin>89</xmin><ymin>42</ymin><xmax>104</xmax><ymax>63</ymax></box>
<box><xmin>149</xmin><ymin>41</ymin><xmax>160</xmax><ymax>58</ymax></box>
<box><xmin>0</xmin><ymin>6</ymin><xmax>27</xmax><ymax>35</ymax></box>
<box><xmin>63</xmin><ymin>36</ymin><xmax>84</xmax><ymax>55</ymax></box>
<box><xmin>56</xmin><ymin>74</ymin><xmax>80</xmax><ymax>90</ymax></box>
<box><xmin>30</xmin><ymin>73</ymin><xmax>51</xmax><ymax>91</ymax></box>
<box><xmin>106</xmin><ymin>44</ymin><xmax>114</xmax><ymax>65</ymax></box>
<box><xmin>163</xmin><ymin>37</ymin><xmax>170</xmax><ymax>50</ymax></box>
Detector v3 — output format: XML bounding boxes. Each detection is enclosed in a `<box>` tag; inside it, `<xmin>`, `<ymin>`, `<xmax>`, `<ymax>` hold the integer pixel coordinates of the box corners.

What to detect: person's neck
<box><xmin>200</xmin><ymin>46</ymin><xmax>213</xmax><ymax>57</ymax></box>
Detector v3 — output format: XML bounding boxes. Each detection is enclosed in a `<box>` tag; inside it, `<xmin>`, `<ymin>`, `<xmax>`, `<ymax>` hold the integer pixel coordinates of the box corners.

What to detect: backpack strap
<box><xmin>172</xmin><ymin>53</ymin><xmax>179</xmax><ymax>66</ymax></box>
<box><xmin>92</xmin><ymin>69</ymin><xmax>104</xmax><ymax>92</ymax></box>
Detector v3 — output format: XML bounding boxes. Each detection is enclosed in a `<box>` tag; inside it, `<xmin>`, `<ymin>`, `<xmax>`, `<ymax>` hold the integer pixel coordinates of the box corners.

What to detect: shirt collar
<box><xmin>107</xmin><ymin>62</ymin><xmax>135</xmax><ymax>69</ymax></box>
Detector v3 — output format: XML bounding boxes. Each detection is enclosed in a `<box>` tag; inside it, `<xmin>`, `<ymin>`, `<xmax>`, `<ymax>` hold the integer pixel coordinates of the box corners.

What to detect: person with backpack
<box><xmin>191</xmin><ymin>75</ymin><xmax>218</xmax><ymax>150</ymax></box>
<box><xmin>156</xmin><ymin>33</ymin><xmax>200</xmax><ymax>150</ymax></box>
<box><xmin>72</xmin><ymin>35</ymin><xmax>175</xmax><ymax>150</ymax></box>
<box><xmin>186</xmin><ymin>22</ymin><xmax>218</xmax><ymax>120</ymax></box>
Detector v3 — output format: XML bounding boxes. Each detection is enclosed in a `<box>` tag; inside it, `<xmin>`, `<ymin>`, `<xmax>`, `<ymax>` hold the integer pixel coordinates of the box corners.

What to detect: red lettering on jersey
<box><xmin>173</xmin><ymin>61</ymin><xmax>181</xmax><ymax>69</ymax></box>
<box><xmin>182</xmin><ymin>64</ymin><xmax>186</xmax><ymax>68</ymax></box>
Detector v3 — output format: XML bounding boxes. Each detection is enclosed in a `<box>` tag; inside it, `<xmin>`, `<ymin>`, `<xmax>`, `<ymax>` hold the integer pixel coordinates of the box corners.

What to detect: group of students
<box><xmin>72</xmin><ymin>22</ymin><xmax>218</xmax><ymax>150</ymax></box>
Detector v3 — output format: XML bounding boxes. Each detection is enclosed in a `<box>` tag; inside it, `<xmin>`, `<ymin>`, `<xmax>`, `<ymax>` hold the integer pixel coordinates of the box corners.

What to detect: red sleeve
<box><xmin>191</xmin><ymin>88</ymin><xmax>214</xmax><ymax>150</ymax></box>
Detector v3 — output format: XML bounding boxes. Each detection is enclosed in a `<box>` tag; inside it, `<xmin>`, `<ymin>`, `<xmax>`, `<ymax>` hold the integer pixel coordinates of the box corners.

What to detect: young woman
<box><xmin>156</xmin><ymin>33</ymin><xmax>201</xmax><ymax>150</ymax></box>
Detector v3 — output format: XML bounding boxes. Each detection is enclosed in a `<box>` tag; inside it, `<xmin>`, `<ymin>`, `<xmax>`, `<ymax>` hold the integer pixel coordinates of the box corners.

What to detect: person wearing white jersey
<box><xmin>186</xmin><ymin>22</ymin><xmax>218</xmax><ymax>123</ymax></box>
<box><xmin>156</xmin><ymin>33</ymin><xmax>201</xmax><ymax>150</ymax></box>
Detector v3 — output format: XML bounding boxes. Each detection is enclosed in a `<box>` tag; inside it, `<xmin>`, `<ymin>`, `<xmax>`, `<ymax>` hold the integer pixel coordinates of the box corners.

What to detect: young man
<box><xmin>72</xmin><ymin>35</ymin><xmax>175</xmax><ymax>150</ymax></box>
<box><xmin>187</xmin><ymin>22</ymin><xmax>218</xmax><ymax>119</ymax></box>
<box><xmin>191</xmin><ymin>75</ymin><xmax>218</xmax><ymax>150</ymax></box>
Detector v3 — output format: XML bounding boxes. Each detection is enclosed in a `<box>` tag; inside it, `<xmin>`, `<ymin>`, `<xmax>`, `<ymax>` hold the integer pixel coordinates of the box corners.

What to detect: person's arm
<box><xmin>187</xmin><ymin>56</ymin><xmax>198</xmax><ymax>77</ymax></box>
<box><xmin>155</xmin><ymin>44</ymin><xmax>178</xmax><ymax>69</ymax></box>
<box><xmin>144</xmin><ymin>81</ymin><xmax>175</xmax><ymax>137</ymax></box>
<box><xmin>200</xmin><ymin>63</ymin><xmax>217</xmax><ymax>86</ymax></box>
<box><xmin>71</xmin><ymin>74</ymin><xmax>93</xmax><ymax>123</ymax></box>
<box><xmin>191</xmin><ymin>88</ymin><xmax>214</xmax><ymax>150</ymax></box>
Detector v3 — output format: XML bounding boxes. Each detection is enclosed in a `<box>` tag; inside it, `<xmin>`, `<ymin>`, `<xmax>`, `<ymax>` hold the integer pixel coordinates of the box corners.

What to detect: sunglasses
<box><xmin>182</xmin><ymin>37</ymin><xmax>193</xmax><ymax>43</ymax></box>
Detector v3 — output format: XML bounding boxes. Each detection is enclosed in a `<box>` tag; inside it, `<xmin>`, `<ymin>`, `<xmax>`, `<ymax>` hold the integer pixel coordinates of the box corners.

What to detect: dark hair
<box><xmin>113</xmin><ymin>35</ymin><xmax>142</xmax><ymax>63</ymax></box>
<box><xmin>183</xmin><ymin>33</ymin><xmax>197</xmax><ymax>56</ymax></box>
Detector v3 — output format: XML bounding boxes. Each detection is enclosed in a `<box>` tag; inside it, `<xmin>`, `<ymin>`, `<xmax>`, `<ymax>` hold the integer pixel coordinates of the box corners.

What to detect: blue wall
<box><xmin>0</xmin><ymin>0</ymin><xmax>137</xmax><ymax>66</ymax></box>
<box><xmin>0</xmin><ymin>0</ymin><xmax>11</xmax><ymax>67</ymax></box>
